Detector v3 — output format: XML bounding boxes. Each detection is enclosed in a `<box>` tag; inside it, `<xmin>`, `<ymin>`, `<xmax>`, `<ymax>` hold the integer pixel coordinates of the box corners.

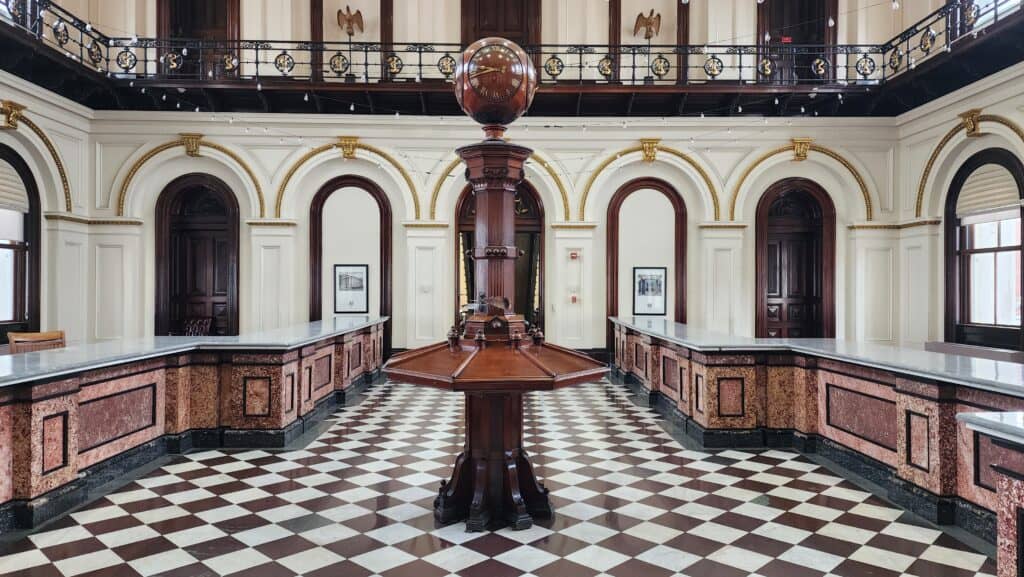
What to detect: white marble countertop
<box><xmin>958</xmin><ymin>412</ymin><xmax>1024</xmax><ymax>447</ymax></box>
<box><xmin>611</xmin><ymin>316</ymin><xmax>1024</xmax><ymax>399</ymax></box>
<box><xmin>0</xmin><ymin>316</ymin><xmax>387</xmax><ymax>388</ymax></box>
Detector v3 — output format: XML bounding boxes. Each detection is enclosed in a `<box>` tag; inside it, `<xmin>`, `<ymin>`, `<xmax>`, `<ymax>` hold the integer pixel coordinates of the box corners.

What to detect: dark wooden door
<box><xmin>757</xmin><ymin>0</ymin><xmax>837</xmax><ymax>83</ymax></box>
<box><xmin>756</xmin><ymin>181</ymin><xmax>835</xmax><ymax>339</ymax></box>
<box><xmin>157</xmin><ymin>0</ymin><xmax>240</xmax><ymax>77</ymax></box>
<box><xmin>156</xmin><ymin>176</ymin><xmax>239</xmax><ymax>336</ymax></box>
<box><xmin>461</xmin><ymin>0</ymin><xmax>541</xmax><ymax>47</ymax></box>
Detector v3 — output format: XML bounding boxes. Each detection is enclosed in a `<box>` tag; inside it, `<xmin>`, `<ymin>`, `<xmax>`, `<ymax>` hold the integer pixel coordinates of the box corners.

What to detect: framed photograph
<box><xmin>633</xmin><ymin>267</ymin><xmax>667</xmax><ymax>316</ymax></box>
<box><xmin>334</xmin><ymin>264</ymin><xmax>369</xmax><ymax>314</ymax></box>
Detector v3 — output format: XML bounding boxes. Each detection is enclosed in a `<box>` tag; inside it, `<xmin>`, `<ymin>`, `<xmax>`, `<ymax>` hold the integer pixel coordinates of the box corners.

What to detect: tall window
<box><xmin>0</xmin><ymin>149</ymin><xmax>39</xmax><ymax>342</ymax></box>
<box><xmin>946</xmin><ymin>149</ymin><xmax>1024</xmax><ymax>350</ymax></box>
<box><xmin>0</xmin><ymin>208</ymin><xmax>27</xmax><ymax>325</ymax></box>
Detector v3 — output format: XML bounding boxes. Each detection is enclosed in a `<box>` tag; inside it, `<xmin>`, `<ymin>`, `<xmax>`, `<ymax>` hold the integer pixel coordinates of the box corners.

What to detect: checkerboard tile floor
<box><xmin>0</xmin><ymin>381</ymin><xmax>997</xmax><ymax>577</ymax></box>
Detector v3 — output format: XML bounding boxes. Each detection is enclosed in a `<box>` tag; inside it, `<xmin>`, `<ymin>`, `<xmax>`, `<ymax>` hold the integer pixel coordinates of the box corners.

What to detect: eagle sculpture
<box><xmin>337</xmin><ymin>5</ymin><xmax>364</xmax><ymax>38</ymax></box>
<box><xmin>633</xmin><ymin>9</ymin><xmax>661</xmax><ymax>40</ymax></box>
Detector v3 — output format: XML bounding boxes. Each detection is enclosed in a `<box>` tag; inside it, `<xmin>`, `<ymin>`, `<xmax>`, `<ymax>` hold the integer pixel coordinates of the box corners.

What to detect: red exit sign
<box><xmin>781</xmin><ymin>36</ymin><xmax>793</xmax><ymax>43</ymax></box>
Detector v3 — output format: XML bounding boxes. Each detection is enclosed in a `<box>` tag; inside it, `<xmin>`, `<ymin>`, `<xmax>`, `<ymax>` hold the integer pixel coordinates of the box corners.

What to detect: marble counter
<box><xmin>958</xmin><ymin>411</ymin><xmax>1024</xmax><ymax>447</ymax></box>
<box><xmin>611</xmin><ymin>316</ymin><xmax>1024</xmax><ymax>399</ymax></box>
<box><xmin>0</xmin><ymin>316</ymin><xmax>387</xmax><ymax>388</ymax></box>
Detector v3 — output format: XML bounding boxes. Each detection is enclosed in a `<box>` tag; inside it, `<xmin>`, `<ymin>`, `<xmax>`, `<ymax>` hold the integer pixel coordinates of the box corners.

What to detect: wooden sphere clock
<box><xmin>455</xmin><ymin>37</ymin><xmax>538</xmax><ymax>136</ymax></box>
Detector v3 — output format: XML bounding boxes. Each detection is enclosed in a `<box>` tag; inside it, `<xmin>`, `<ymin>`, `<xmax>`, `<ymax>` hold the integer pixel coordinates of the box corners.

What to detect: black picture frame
<box><xmin>334</xmin><ymin>264</ymin><xmax>369</xmax><ymax>314</ymax></box>
<box><xmin>633</xmin><ymin>266</ymin><xmax>667</xmax><ymax>316</ymax></box>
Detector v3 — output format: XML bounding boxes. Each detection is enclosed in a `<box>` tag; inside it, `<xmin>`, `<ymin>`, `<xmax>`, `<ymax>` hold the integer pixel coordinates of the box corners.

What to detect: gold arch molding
<box><xmin>578</xmin><ymin>141</ymin><xmax>721</xmax><ymax>221</ymax></box>
<box><xmin>728</xmin><ymin>139</ymin><xmax>874</xmax><ymax>221</ymax></box>
<box><xmin>274</xmin><ymin>137</ymin><xmax>419</xmax><ymax>219</ymax></box>
<box><xmin>1</xmin><ymin>100</ymin><xmax>73</xmax><ymax>212</ymax></box>
<box><xmin>428</xmin><ymin>153</ymin><xmax>571</xmax><ymax>221</ymax></box>
<box><xmin>116</xmin><ymin>134</ymin><xmax>266</xmax><ymax>217</ymax></box>
<box><xmin>915</xmin><ymin>110</ymin><xmax>1024</xmax><ymax>218</ymax></box>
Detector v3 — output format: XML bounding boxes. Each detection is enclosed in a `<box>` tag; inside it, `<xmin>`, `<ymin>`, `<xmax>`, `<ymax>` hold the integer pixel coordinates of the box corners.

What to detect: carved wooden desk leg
<box><xmin>433</xmin><ymin>392</ymin><xmax>551</xmax><ymax>531</ymax></box>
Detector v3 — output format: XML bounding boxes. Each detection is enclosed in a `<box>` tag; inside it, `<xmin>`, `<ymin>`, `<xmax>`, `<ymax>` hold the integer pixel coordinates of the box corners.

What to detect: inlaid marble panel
<box><xmin>818</xmin><ymin>371</ymin><xmax>898</xmax><ymax>467</ymax></box>
<box><xmin>77</xmin><ymin>368</ymin><xmax>167</xmax><ymax>469</ymax></box>
<box><xmin>717</xmin><ymin>377</ymin><xmax>745</xmax><ymax>416</ymax></box>
<box><xmin>243</xmin><ymin>377</ymin><xmax>271</xmax><ymax>417</ymax></box>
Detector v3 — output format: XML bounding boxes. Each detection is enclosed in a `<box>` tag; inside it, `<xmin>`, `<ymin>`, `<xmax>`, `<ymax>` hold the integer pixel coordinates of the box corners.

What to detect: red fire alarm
<box><xmin>569</xmin><ymin>251</ymin><xmax>579</xmax><ymax>260</ymax></box>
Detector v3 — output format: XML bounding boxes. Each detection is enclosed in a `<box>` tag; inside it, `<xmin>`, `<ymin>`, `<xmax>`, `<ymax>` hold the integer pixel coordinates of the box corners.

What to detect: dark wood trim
<box><xmin>756</xmin><ymin>0</ymin><xmax>838</xmax><ymax>46</ymax></box>
<box><xmin>606</xmin><ymin>177</ymin><xmax>687</xmax><ymax>350</ymax></box>
<box><xmin>453</xmin><ymin>181</ymin><xmax>545</xmax><ymax>328</ymax></box>
<box><xmin>380</xmin><ymin>0</ymin><xmax>394</xmax><ymax>80</ymax></box>
<box><xmin>677</xmin><ymin>1</ymin><xmax>689</xmax><ymax>83</ymax></box>
<box><xmin>904</xmin><ymin>409</ymin><xmax>930</xmax><ymax>472</ymax></box>
<box><xmin>0</xmin><ymin>144</ymin><xmax>41</xmax><ymax>336</ymax></box>
<box><xmin>311</xmin><ymin>0</ymin><xmax>324</xmax><ymax>81</ymax></box>
<box><xmin>309</xmin><ymin>175</ymin><xmax>393</xmax><ymax>358</ymax></box>
<box><xmin>608</xmin><ymin>0</ymin><xmax>621</xmax><ymax>82</ymax></box>
<box><xmin>155</xmin><ymin>173</ymin><xmax>240</xmax><ymax>337</ymax></box>
<box><xmin>157</xmin><ymin>0</ymin><xmax>241</xmax><ymax>40</ymax></box>
<box><xmin>755</xmin><ymin>177</ymin><xmax>836</xmax><ymax>339</ymax></box>
<box><xmin>460</xmin><ymin>0</ymin><xmax>542</xmax><ymax>47</ymax></box>
<box><xmin>943</xmin><ymin>147</ymin><xmax>1024</xmax><ymax>350</ymax></box>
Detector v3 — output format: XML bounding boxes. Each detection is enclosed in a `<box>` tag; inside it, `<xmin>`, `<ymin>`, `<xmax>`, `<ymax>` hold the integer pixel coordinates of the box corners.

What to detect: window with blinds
<box><xmin>0</xmin><ymin>159</ymin><xmax>30</xmax><ymax>214</ymax></box>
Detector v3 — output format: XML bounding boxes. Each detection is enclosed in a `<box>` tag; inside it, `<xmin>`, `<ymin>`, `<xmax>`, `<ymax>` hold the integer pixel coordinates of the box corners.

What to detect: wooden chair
<box><xmin>8</xmin><ymin>330</ymin><xmax>66</xmax><ymax>354</ymax></box>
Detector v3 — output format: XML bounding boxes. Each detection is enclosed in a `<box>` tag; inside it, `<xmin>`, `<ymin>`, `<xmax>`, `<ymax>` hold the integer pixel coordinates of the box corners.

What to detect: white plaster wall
<box><xmin>321</xmin><ymin>186</ymin><xmax>382</xmax><ymax>319</ymax></box>
<box><xmin>1</xmin><ymin>58</ymin><xmax>1023</xmax><ymax>349</ymax></box>
<box><xmin>617</xmin><ymin>188</ymin><xmax>675</xmax><ymax>319</ymax></box>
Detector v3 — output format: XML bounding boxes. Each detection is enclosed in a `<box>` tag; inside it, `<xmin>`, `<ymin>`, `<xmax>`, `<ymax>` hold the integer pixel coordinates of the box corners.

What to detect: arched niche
<box><xmin>943</xmin><ymin>148</ymin><xmax>1024</xmax><ymax>350</ymax></box>
<box><xmin>0</xmin><ymin>143</ymin><xmax>41</xmax><ymax>341</ymax></box>
<box><xmin>755</xmin><ymin>177</ymin><xmax>836</xmax><ymax>338</ymax></box>
<box><xmin>310</xmin><ymin>175</ymin><xmax>393</xmax><ymax>356</ymax></box>
<box><xmin>606</xmin><ymin>177</ymin><xmax>687</xmax><ymax>349</ymax></box>
<box><xmin>155</xmin><ymin>173</ymin><xmax>240</xmax><ymax>336</ymax></box>
<box><xmin>455</xmin><ymin>180</ymin><xmax>544</xmax><ymax>329</ymax></box>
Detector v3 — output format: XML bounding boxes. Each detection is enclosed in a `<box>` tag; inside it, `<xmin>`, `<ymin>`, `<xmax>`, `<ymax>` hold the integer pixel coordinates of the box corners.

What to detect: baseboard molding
<box><xmin>610</xmin><ymin>367</ymin><xmax>998</xmax><ymax>544</ymax></box>
<box><xmin>0</xmin><ymin>373</ymin><xmax>383</xmax><ymax>533</ymax></box>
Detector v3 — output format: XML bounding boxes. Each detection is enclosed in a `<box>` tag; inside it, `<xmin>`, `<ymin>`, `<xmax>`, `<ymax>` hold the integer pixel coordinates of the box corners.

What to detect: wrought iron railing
<box><xmin>0</xmin><ymin>0</ymin><xmax>1019</xmax><ymax>88</ymax></box>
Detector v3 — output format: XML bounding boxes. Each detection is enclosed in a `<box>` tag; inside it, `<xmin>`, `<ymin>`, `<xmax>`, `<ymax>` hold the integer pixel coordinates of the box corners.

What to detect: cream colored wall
<box><xmin>321</xmin><ymin>187</ymin><xmax>381</xmax><ymax>318</ymax></box>
<box><xmin>4</xmin><ymin>58</ymin><xmax>1024</xmax><ymax>348</ymax></box>
<box><xmin>617</xmin><ymin>189</ymin><xmax>675</xmax><ymax>319</ymax></box>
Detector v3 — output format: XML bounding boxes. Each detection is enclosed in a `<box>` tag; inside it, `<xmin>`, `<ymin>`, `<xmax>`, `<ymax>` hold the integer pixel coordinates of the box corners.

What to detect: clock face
<box><xmin>467</xmin><ymin>44</ymin><xmax>523</xmax><ymax>104</ymax></box>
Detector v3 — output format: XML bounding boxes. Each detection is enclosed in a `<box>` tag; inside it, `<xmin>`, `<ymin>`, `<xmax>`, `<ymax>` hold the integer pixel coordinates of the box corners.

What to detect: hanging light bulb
<box><xmin>764</xmin><ymin>31</ymin><xmax>771</xmax><ymax>43</ymax></box>
<box><xmin>737</xmin><ymin>105</ymin><xmax>743</xmax><ymax>113</ymax></box>
<box><xmin>256</xmin><ymin>82</ymin><xmax>262</xmax><ymax>91</ymax></box>
<box><xmin>303</xmin><ymin>92</ymin><xmax>309</xmax><ymax>102</ymax></box>
<box><xmin>774</xmin><ymin>97</ymin><xmax>779</xmax><ymax>105</ymax></box>
<box><xmin>828</xmin><ymin>17</ymin><xmax>835</xmax><ymax>27</ymax></box>
<box><xmin>350</xmin><ymin>103</ymin><xmax>356</xmax><ymax>111</ymax></box>
<box><xmin>892</xmin><ymin>0</ymin><xmax>899</xmax><ymax>9</ymax></box>
<box><xmin>181</xmin><ymin>47</ymin><xmax>188</xmax><ymax>56</ymax></box>
<box><xmin>800</xmin><ymin>106</ymin><xmax>806</xmax><ymax>113</ymax></box>
<box><xmin>85</xmin><ymin>22</ymin><xmax>92</xmax><ymax>32</ymax></box>
<box><xmin>195</xmin><ymin>107</ymin><xmax>200</xmax><ymax>112</ymax></box>
<box><xmin>176</xmin><ymin>102</ymin><xmax>181</xmax><ymax>109</ymax></box>
<box><xmin>394</xmin><ymin>111</ymin><xmax>400</xmax><ymax>118</ymax></box>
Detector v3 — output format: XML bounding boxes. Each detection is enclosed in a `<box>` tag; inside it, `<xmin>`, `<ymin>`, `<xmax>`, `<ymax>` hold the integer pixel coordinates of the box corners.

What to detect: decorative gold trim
<box><xmin>427</xmin><ymin>153</ymin><xmax>571</xmax><ymax>221</ymax></box>
<box><xmin>0</xmin><ymin>101</ymin><xmax>25</xmax><ymax>129</ymax></box>
<box><xmin>579</xmin><ymin>143</ymin><xmax>720</xmax><ymax>221</ymax></box>
<box><xmin>44</xmin><ymin>213</ymin><xmax>143</xmax><ymax>225</ymax></box>
<box><xmin>274</xmin><ymin>137</ymin><xmax>420</xmax><ymax>219</ymax></box>
<box><xmin>698</xmin><ymin>223</ymin><xmax>748</xmax><ymax>229</ymax></box>
<box><xmin>403</xmin><ymin>221</ymin><xmax>450</xmax><ymax>228</ymax></box>
<box><xmin>792</xmin><ymin>137</ymin><xmax>813</xmax><ymax>161</ymax></box>
<box><xmin>848</xmin><ymin>219</ymin><xmax>941</xmax><ymax>230</ymax></box>
<box><xmin>339</xmin><ymin>136</ymin><xmax>358</xmax><ymax>159</ymax></box>
<box><xmin>116</xmin><ymin>136</ymin><xmax>266</xmax><ymax>217</ymax></box>
<box><xmin>960</xmin><ymin>109</ymin><xmax>983</xmax><ymax>137</ymax></box>
<box><xmin>550</xmin><ymin>222</ymin><xmax>598</xmax><ymax>229</ymax></box>
<box><xmin>640</xmin><ymin>138</ymin><xmax>661</xmax><ymax>163</ymax></box>
<box><xmin>181</xmin><ymin>133</ymin><xmax>203</xmax><ymax>157</ymax></box>
<box><xmin>728</xmin><ymin>142</ymin><xmax>873</xmax><ymax>221</ymax></box>
<box><xmin>914</xmin><ymin>112</ymin><xmax>1024</xmax><ymax>218</ymax></box>
<box><xmin>246</xmin><ymin>219</ymin><xmax>297</xmax><ymax>227</ymax></box>
<box><xmin>1</xmin><ymin>101</ymin><xmax>73</xmax><ymax>212</ymax></box>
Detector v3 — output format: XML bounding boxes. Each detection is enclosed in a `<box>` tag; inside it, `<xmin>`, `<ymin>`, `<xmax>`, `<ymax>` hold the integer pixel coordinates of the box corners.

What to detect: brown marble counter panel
<box><xmin>817</xmin><ymin>370</ymin><xmax>898</xmax><ymax>467</ymax></box>
<box><xmin>658</xmin><ymin>347</ymin><xmax>680</xmax><ymax>403</ymax></box>
<box><xmin>699</xmin><ymin>364</ymin><xmax>760</xmax><ymax>429</ymax></box>
<box><xmin>896</xmin><ymin>392</ymin><xmax>958</xmax><ymax>496</ymax></box>
<box><xmin>767</xmin><ymin>366</ymin><xmax>797</xmax><ymax>430</ymax></box>
<box><xmin>222</xmin><ymin>358</ymin><xmax>291</xmax><ymax>431</ymax></box>
<box><xmin>996</xmin><ymin>473</ymin><xmax>1024</xmax><ymax>577</ymax></box>
<box><xmin>956</xmin><ymin>389</ymin><xmax>1024</xmax><ymax>511</ymax></box>
<box><xmin>14</xmin><ymin>393</ymin><xmax>78</xmax><ymax>500</ymax></box>
<box><xmin>0</xmin><ymin>405</ymin><xmax>11</xmax><ymax>503</ymax></box>
<box><xmin>76</xmin><ymin>369</ymin><xmax>166</xmax><ymax>469</ymax></box>
<box><xmin>677</xmin><ymin>357</ymin><xmax>691</xmax><ymax>416</ymax></box>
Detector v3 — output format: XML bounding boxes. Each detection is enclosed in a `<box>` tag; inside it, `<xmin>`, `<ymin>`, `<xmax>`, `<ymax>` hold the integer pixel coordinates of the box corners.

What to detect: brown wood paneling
<box><xmin>309</xmin><ymin>175</ymin><xmax>393</xmax><ymax>357</ymax></box>
<box><xmin>461</xmin><ymin>0</ymin><xmax>541</xmax><ymax>47</ymax></box>
<box><xmin>155</xmin><ymin>174</ymin><xmax>240</xmax><ymax>336</ymax></box>
<box><xmin>606</xmin><ymin>177</ymin><xmax>687</xmax><ymax>349</ymax></box>
<box><xmin>608</xmin><ymin>0</ymin><xmax>621</xmax><ymax>82</ymax></box>
<box><xmin>311</xmin><ymin>0</ymin><xmax>324</xmax><ymax>81</ymax></box>
<box><xmin>755</xmin><ymin>178</ymin><xmax>835</xmax><ymax>339</ymax></box>
<box><xmin>677</xmin><ymin>1</ymin><xmax>689</xmax><ymax>83</ymax></box>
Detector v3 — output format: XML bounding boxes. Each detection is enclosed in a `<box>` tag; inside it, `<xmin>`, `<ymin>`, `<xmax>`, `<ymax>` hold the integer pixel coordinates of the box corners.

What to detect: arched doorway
<box><xmin>310</xmin><ymin>175</ymin><xmax>392</xmax><ymax>357</ymax></box>
<box><xmin>455</xmin><ymin>181</ymin><xmax>544</xmax><ymax>329</ymax></box>
<box><xmin>0</xmin><ymin>144</ymin><xmax>41</xmax><ymax>342</ymax></box>
<box><xmin>155</xmin><ymin>174</ymin><xmax>239</xmax><ymax>336</ymax></box>
<box><xmin>944</xmin><ymin>148</ymin><xmax>1024</xmax><ymax>350</ymax></box>
<box><xmin>606</xmin><ymin>177</ymin><xmax>687</xmax><ymax>349</ymax></box>
<box><xmin>755</xmin><ymin>177</ymin><xmax>836</xmax><ymax>338</ymax></box>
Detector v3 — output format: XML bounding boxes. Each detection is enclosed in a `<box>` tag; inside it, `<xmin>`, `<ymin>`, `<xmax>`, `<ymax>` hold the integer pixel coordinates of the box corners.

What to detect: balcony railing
<box><xmin>0</xmin><ymin>0</ymin><xmax>1019</xmax><ymax>89</ymax></box>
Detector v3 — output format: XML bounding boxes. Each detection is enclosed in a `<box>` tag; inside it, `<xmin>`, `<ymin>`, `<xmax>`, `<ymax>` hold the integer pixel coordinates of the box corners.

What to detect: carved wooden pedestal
<box><xmin>435</xmin><ymin>392</ymin><xmax>551</xmax><ymax>531</ymax></box>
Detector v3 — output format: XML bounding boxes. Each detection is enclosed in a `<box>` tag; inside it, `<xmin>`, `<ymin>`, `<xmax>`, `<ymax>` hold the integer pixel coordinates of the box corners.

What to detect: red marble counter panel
<box><xmin>691</xmin><ymin>361</ymin><xmax>708</xmax><ymax>427</ymax></box>
<box><xmin>362</xmin><ymin>330</ymin><xmax>374</xmax><ymax>375</ymax></box>
<box><xmin>677</xmin><ymin>357</ymin><xmax>691</xmax><ymax>416</ymax></box>
<box><xmin>817</xmin><ymin>370</ymin><xmax>898</xmax><ymax>467</ymax></box>
<box><xmin>766</xmin><ymin>365</ymin><xmax>797</xmax><ymax>430</ymax></box>
<box><xmin>649</xmin><ymin>343</ymin><xmax>663</xmax><ymax>395</ymax></box>
<box><xmin>222</xmin><ymin>353</ymin><xmax>297</xmax><ymax>431</ymax></box>
<box><xmin>658</xmin><ymin>347</ymin><xmax>680</xmax><ymax>403</ymax></box>
<box><xmin>343</xmin><ymin>335</ymin><xmax>364</xmax><ymax>388</ymax></box>
<box><xmin>690</xmin><ymin>351</ymin><xmax>758</xmax><ymax>367</ymax></box>
<box><xmin>996</xmin><ymin>473</ymin><xmax>1024</xmax><ymax>577</ymax></box>
<box><xmin>895</xmin><ymin>389</ymin><xmax>958</xmax><ymax>496</ymax></box>
<box><xmin>12</xmin><ymin>392</ymin><xmax>78</xmax><ymax>500</ymax></box>
<box><xmin>299</xmin><ymin>344</ymin><xmax>335</xmax><ymax>416</ymax></box>
<box><xmin>0</xmin><ymin>405</ymin><xmax>11</xmax><ymax>503</ymax></box>
<box><xmin>698</xmin><ymin>364</ymin><xmax>760</xmax><ymax>429</ymax></box>
<box><xmin>76</xmin><ymin>368</ymin><xmax>166</xmax><ymax>469</ymax></box>
<box><xmin>956</xmin><ymin>388</ymin><xmax>1024</xmax><ymax>512</ymax></box>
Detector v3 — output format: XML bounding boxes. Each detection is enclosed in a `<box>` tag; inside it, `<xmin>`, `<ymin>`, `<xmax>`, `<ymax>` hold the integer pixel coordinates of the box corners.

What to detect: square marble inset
<box><xmin>718</xmin><ymin>378</ymin><xmax>744</xmax><ymax>417</ymax></box>
<box><xmin>243</xmin><ymin>377</ymin><xmax>271</xmax><ymax>417</ymax></box>
<box><xmin>907</xmin><ymin>411</ymin><xmax>929</xmax><ymax>472</ymax></box>
<box><xmin>42</xmin><ymin>412</ymin><xmax>68</xmax><ymax>474</ymax></box>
